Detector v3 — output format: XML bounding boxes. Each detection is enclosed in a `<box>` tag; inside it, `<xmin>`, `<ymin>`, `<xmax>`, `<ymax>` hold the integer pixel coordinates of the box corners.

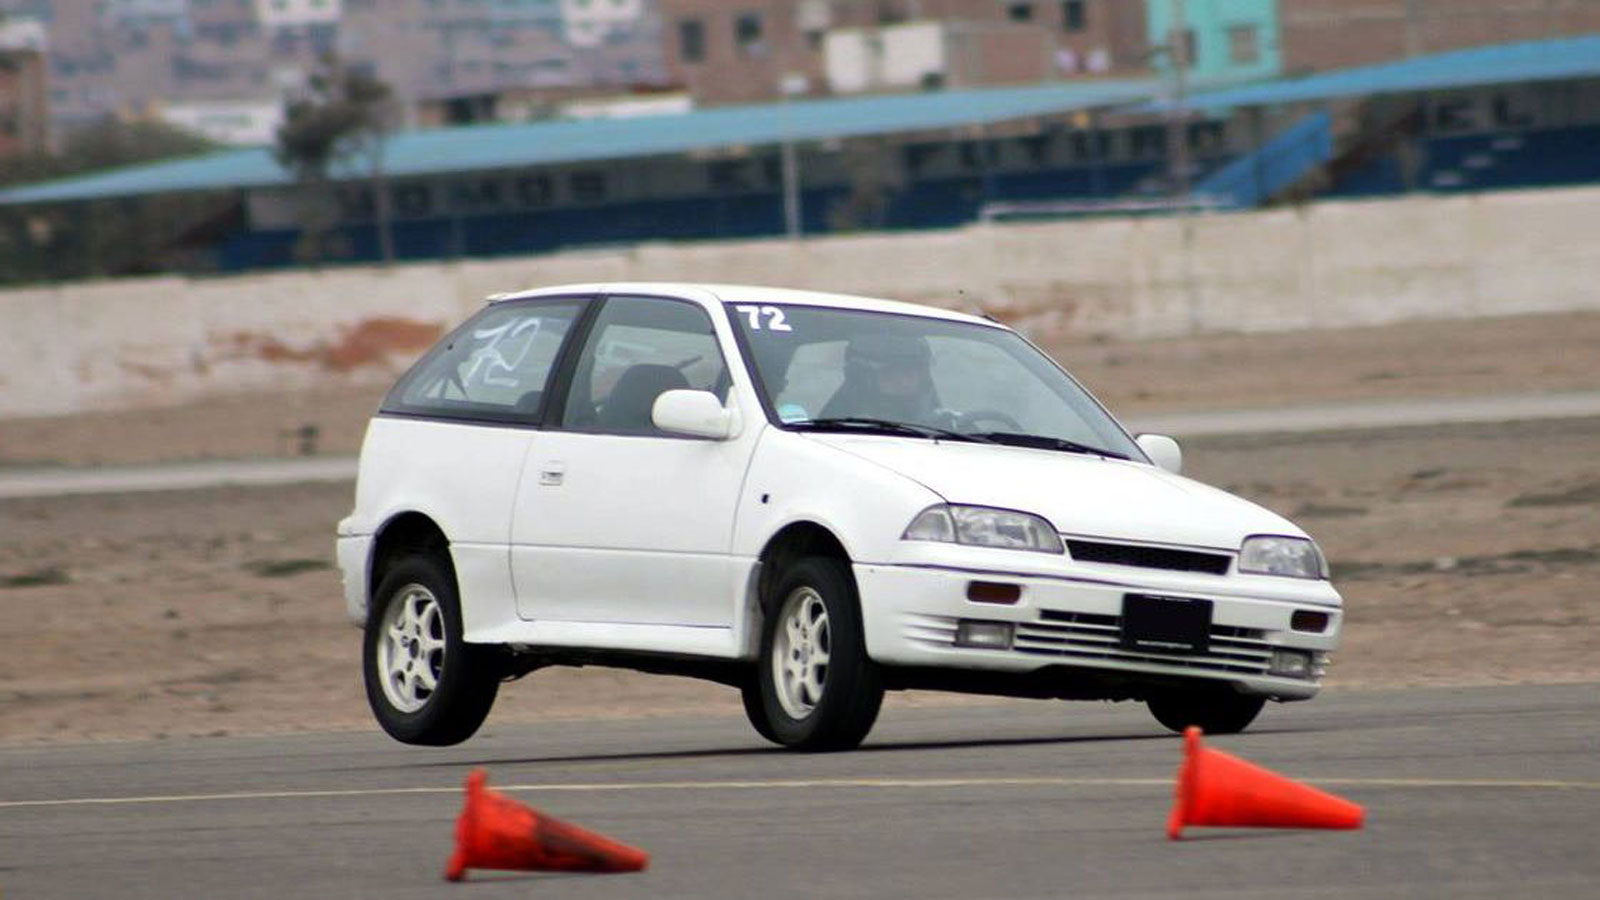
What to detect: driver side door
<box><xmin>510</xmin><ymin>294</ymin><xmax>759</xmax><ymax>629</ymax></box>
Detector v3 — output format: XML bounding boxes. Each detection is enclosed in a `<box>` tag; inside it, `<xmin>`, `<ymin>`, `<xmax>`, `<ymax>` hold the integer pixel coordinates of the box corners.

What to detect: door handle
<box><xmin>538</xmin><ymin>461</ymin><xmax>565</xmax><ymax>486</ymax></box>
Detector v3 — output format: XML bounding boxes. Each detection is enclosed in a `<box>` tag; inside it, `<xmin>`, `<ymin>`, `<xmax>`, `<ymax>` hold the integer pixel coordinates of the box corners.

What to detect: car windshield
<box><xmin>728</xmin><ymin>303</ymin><xmax>1142</xmax><ymax>460</ymax></box>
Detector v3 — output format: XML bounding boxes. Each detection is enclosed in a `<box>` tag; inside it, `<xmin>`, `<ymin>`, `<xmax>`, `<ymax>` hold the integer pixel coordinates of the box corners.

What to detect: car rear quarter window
<box><xmin>381</xmin><ymin>300</ymin><xmax>584</xmax><ymax>424</ymax></box>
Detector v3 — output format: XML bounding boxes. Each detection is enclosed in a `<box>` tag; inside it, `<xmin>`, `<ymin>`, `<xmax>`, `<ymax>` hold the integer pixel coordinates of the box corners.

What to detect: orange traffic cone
<box><xmin>444</xmin><ymin>769</ymin><xmax>649</xmax><ymax>881</ymax></box>
<box><xmin>1167</xmin><ymin>727</ymin><xmax>1364</xmax><ymax>840</ymax></box>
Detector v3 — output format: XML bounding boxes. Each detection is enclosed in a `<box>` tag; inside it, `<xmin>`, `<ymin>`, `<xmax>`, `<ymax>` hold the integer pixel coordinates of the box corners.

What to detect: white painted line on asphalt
<box><xmin>1312</xmin><ymin>777</ymin><xmax>1600</xmax><ymax>789</ymax></box>
<box><xmin>4</xmin><ymin>774</ymin><xmax>1598</xmax><ymax>810</ymax></box>
<box><xmin>0</xmin><ymin>457</ymin><xmax>359</xmax><ymax>499</ymax></box>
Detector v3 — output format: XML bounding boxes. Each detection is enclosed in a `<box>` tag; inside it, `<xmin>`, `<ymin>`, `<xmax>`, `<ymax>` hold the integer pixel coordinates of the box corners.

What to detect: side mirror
<box><xmin>653</xmin><ymin>389</ymin><xmax>739</xmax><ymax>440</ymax></box>
<box><xmin>1136</xmin><ymin>433</ymin><xmax>1183</xmax><ymax>475</ymax></box>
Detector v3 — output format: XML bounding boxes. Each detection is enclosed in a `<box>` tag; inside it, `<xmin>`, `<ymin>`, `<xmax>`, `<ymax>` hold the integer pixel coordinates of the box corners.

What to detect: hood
<box><xmin>806</xmin><ymin>434</ymin><xmax>1301</xmax><ymax>551</ymax></box>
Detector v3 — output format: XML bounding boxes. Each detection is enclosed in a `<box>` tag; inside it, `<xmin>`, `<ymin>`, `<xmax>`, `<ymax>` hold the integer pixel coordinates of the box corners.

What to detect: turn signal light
<box><xmin>1291</xmin><ymin>610</ymin><xmax>1331</xmax><ymax>633</ymax></box>
<box><xmin>967</xmin><ymin>581</ymin><xmax>1022</xmax><ymax>605</ymax></box>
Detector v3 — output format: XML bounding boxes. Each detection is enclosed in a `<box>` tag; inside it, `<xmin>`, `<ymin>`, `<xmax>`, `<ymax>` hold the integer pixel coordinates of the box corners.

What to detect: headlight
<box><xmin>1239</xmin><ymin>535</ymin><xmax>1328</xmax><ymax>579</ymax></box>
<box><xmin>903</xmin><ymin>505</ymin><xmax>1064</xmax><ymax>554</ymax></box>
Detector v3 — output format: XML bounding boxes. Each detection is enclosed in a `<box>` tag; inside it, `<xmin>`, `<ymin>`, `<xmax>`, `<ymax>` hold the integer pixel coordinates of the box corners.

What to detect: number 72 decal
<box><xmin>735</xmin><ymin>305</ymin><xmax>793</xmax><ymax>332</ymax></box>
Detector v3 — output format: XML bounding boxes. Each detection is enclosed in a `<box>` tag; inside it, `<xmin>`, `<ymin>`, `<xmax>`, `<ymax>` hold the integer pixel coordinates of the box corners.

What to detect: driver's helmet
<box><xmin>843</xmin><ymin>332</ymin><xmax>932</xmax><ymax>385</ymax></box>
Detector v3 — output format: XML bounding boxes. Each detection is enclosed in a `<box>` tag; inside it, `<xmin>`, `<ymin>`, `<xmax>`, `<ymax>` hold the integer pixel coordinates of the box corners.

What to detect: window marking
<box><xmin>736</xmin><ymin>305</ymin><xmax>793</xmax><ymax>332</ymax></box>
<box><xmin>463</xmin><ymin>317</ymin><xmax>543</xmax><ymax>389</ymax></box>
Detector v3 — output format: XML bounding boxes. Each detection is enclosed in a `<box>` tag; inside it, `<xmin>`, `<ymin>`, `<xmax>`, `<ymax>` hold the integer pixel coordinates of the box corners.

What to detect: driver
<box><xmin>819</xmin><ymin>332</ymin><xmax>940</xmax><ymax>424</ymax></box>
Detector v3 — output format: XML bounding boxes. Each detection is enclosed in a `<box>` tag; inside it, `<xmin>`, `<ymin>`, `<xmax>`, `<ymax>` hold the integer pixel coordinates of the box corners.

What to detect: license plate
<box><xmin>1121</xmin><ymin>594</ymin><xmax>1213</xmax><ymax>654</ymax></box>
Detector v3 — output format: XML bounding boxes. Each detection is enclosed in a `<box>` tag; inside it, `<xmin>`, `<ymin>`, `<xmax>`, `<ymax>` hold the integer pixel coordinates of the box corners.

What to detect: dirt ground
<box><xmin>2</xmin><ymin>310</ymin><xmax>1598</xmax><ymax>744</ymax></box>
<box><xmin>4</xmin><ymin>310</ymin><xmax>1600</xmax><ymax>469</ymax></box>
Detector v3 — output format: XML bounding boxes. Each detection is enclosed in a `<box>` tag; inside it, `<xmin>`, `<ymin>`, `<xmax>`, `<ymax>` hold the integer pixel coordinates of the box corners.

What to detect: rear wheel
<box><xmin>745</xmin><ymin>556</ymin><xmax>883</xmax><ymax>751</ymax></box>
<box><xmin>1146</xmin><ymin>687</ymin><xmax>1266</xmax><ymax>735</ymax></box>
<box><xmin>364</xmin><ymin>553</ymin><xmax>499</xmax><ymax>746</ymax></box>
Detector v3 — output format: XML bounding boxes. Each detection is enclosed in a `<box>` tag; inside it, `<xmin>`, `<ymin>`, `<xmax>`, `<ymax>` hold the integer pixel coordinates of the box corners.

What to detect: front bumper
<box><xmin>855</xmin><ymin>562</ymin><xmax>1342</xmax><ymax>701</ymax></box>
<box><xmin>336</xmin><ymin>533</ymin><xmax>374</xmax><ymax>625</ymax></box>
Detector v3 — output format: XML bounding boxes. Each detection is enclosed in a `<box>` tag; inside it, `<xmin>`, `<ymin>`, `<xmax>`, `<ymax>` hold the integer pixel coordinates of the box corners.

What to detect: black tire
<box><xmin>363</xmin><ymin>553</ymin><xmax>500</xmax><ymax>746</ymax></box>
<box><xmin>1146</xmin><ymin>687</ymin><xmax>1266</xmax><ymax>735</ymax></box>
<box><xmin>747</xmin><ymin>556</ymin><xmax>884</xmax><ymax>751</ymax></box>
<box><xmin>739</xmin><ymin>677</ymin><xmax>780</xmax><ymax>744</ymax></box>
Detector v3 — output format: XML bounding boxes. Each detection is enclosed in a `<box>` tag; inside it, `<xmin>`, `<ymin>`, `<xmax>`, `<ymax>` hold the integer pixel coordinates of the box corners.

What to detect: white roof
<box><xmin>491</xmin><ymin>282</ymin><xmax>999</xmax><ymax>328</ymax></box>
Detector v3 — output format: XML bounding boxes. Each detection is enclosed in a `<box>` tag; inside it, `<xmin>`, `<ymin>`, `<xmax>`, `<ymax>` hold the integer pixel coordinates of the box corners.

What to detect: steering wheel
<box><xmin>954</xmin><ymin>409</ymin><xmax>1023</xmax><ymax>433</ymax></box>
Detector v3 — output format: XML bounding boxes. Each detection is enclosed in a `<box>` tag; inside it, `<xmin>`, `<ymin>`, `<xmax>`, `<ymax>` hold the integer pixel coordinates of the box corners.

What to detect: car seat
<box><xmin>597</xmin><ymin>364</ymin><xmax>690</xmax><ymax>434</ymax></box>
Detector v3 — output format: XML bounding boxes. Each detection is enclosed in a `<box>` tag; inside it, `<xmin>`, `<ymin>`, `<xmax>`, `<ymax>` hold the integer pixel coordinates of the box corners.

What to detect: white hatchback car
<box><xmin>338</xmin><ymin>283</ymin><xmax>1342</xmax><ymax>750</ymax></box>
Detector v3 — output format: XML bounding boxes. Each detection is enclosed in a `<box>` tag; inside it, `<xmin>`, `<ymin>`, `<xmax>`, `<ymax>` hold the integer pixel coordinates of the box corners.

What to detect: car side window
<box><xmin>382</xmin><ymin>300</ymin><xmax>583</xmax><ymax>423</ymax></box>
<box><xmin>560</xmin><ymin>296</ymin><xmax>728</xmax><ymax>436</ymax></box>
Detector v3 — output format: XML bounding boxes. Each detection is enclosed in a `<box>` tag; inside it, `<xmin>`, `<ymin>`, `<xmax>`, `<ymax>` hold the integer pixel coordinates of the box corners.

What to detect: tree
<box><xmin>274</xmin><ymin>57</ymin><xmax>397</xmax><ymax>264</ymax></box>
<box><xmin>0</xmin><ymin>119</ymin><xmax>226</xmax><ymax>284</ymax></box>
<box><xmin>0</xmin><ymin>118</ymin><xmax>215</xmax><ymax>188</ymax></box>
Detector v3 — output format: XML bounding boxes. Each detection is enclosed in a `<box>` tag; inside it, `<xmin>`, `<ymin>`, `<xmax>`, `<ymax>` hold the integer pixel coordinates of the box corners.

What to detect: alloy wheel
<box><xmin>376</xmin><ymin>583</ymin><xmax>447</xmax><ymax>713</ymax></box>
<box><xmin>771</xmin><ymin>586</ymin><xmax>831</xmax><ymax>719</ymax></box>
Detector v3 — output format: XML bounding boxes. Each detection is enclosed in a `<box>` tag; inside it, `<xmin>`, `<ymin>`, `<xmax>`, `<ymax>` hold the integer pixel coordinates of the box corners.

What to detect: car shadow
<box><xmin>449</xmin><ymin>872</ymin><xmax>637</xmax><ymax>885</ymax></box>
<box><xmin>1170</xmin><ymin>830</ymin><xmax>1306</xmax><ymax>843</ymax></box>
<box><xmin>384</xmin><ymin>729</ymin><xmax>1180</xmax><ymax>770</ymax></box>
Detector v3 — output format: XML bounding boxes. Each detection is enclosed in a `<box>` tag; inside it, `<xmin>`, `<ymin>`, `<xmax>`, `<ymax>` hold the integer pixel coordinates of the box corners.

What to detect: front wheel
<box><xmin>745</xmin><ymin>556</ymin><xmax>884</xmax><ymax>751</ymax></box>
<box><xmin>1146</xmin><ymin>688</ymin><xmax>1266</xmax><ymax>735</ymax></box>
<box><xmin>363</xmin><ymin>553</ymin><xmax>500</xmax><ymax>746</ymax></box>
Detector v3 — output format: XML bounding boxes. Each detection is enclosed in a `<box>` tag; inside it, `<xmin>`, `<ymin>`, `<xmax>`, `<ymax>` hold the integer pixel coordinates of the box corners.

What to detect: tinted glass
<box><xmin>730</xmin><ymin>303</ymin><xmax>1141</xmax><ymax>457</ymax></box>
<box><xmin>381</xmin><ymin>300</ymin><xmax>583</xmax><ymax>423</ymax></box>
<box><xmin>561</xmin><ymin>296</ymin><xmax>728</xmax><ymax>435</ymax></box>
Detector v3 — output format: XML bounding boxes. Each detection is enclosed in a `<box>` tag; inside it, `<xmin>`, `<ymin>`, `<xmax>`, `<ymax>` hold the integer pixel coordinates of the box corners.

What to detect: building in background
<box><xmin>4</xmin><ymin>0</ymin><xmax>323</xmax><ymax>138</ymax></box>
<box><xmin>155</xmin><ymin>98</ymin><xmax>281</xmax><ymax>145</ymax></box>
<box><xmin>0</xmin><ymin>11</ymin><xmax>47</xmax><ymax>52</ymax></box>
<box><xmin>251</xmin><ymin>0</ymin><xmax>341</xmax><ymax>30</ymax></box>
<box><xmin>661</xmin><ymin>0</ymin><xmax>837</xmax><ymax>105</ymax></box>
<box><xmin>0</xmin><ymin>0</ymin><xmax>666</xmax><ymax>141</ymax></box>
<box><xmin>343</xmin><ymin>0</ymin><xmax>666</xmax><ymax>126</ymax></box>
<box><xmin>1279</xmin><ymin>0</ymin><xmax>1600</xmax><ymax>74</ymax></box>
<box><xmin>5</xmin><ymin>29</ymin><xmax>1600</xmax><ymax>278</ymax></box>
<box><xmin>0</xmin><ymin>46</ymin><xmax>47</xmax><ymax>157</ymax></box>
<box><xmin>343</xmin><ymin>0</ymin><xmax>574</xmax><ymax>105</ymax></box>
<box><xmin>662</xmin><ymin>0</ymin><xmax>1148</xmax><ymax>106</ymax></box>
<box><xmin>561</xmin><ymin>0</ymin><xmax>646</xmax><ymax>47</ymax></box>
<box><xmin>5</xmin><ymin>0</ymin><xmax>1600</xmax><ymax>143</ymax></box>
<box><xmin>101</xmin><ymin>0</ymin><xmax>189</xmax><ymax>27</ymax></box>
<box><xmin>1145</xmin><ymin>0</ymin><xmax>1281</xmax><ymax>86</ymax></box>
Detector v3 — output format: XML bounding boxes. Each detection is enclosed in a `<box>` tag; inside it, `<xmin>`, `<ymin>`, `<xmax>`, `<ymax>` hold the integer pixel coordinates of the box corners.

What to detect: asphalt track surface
<box><xmin>2</xmin><ymin>684</ymin><xmax>1597</xmax><ymax>899</ymax></box>
<box><xmin>5</xmin><ymin>390</ymin><xmax>1600</xmax><ymax>499</ymax></box>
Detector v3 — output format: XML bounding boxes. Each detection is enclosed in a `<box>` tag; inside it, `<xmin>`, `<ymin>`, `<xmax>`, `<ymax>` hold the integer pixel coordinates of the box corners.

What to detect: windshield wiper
<box><xmin>972</xmin><ymin>431</ymin><xmax>1130</xmax><ymax>459</ymax></box>
<box><xmin>789</xmin><ymin>417</ymin><xmax>997</xmax><ymax>444</ymax></box>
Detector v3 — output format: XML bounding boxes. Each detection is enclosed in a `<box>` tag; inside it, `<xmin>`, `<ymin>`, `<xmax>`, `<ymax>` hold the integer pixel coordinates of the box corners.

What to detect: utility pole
<box><xmin>1165</xmin><ymin>0</ymin><xmax>1191</xmax><ymax>208</ymax></box>
<box><xmin>370</xmin><ymin>126</ymin><xmax>395</xmax><ymax>264</ymax></box>
<box><xmin>779</xmin><ymin>73</ymin><xmax>807</xmax><ymax>240</ymax></box>
<box><xmin>1404</xmin><ymin>0</ymin><xmax>1421</xmax><ymax>58</ymax></box>
<box><xmin>1165</xmin><ymin>0</ymin><xmax>1201</xmax><ymax>334</ymax></box>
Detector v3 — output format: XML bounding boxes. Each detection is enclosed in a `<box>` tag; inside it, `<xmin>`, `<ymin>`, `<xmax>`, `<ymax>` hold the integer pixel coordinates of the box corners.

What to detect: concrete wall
<box><xmin>2</xmin><ymin>186</ymin><xmax>1597</xmax><ymax>420</ymax></box>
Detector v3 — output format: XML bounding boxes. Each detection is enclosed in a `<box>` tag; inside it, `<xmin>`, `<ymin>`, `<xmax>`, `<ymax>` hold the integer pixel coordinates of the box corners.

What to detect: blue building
<box><xmin>4</xmin><ymin>36</ymin><xmax>1600</xmax><ymax>277</ymax></box>
<box><xmin>1146</xmin><ymin>0</ymin><xmax>1282</xmax><ymax>85</ymax></box>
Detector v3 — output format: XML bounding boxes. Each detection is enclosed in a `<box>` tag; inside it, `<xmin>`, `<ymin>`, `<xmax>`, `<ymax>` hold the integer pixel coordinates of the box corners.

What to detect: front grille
<box><xmin>1016</xmin><ymin>611</ymin><xmax>1272</xmax><ymax>676</ymax></box>
<box><xmin>903</xmin><ymin>612</ymin><xmax>1276</xmax><ymax>678</ymax></box>
<box><xmin>1065</xmin><ymin>540</ymin><xmax>1232</xmax><ymax>575</ymax></box>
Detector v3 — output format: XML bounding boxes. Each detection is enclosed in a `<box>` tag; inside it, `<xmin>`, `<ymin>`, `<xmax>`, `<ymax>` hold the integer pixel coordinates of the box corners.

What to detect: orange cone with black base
<box><xmin>444</xmin><ymin>769</ymin><xmax>649</xmax><ymax>881</ymax></box>
<box><xmin>1167</xmin><ymin>727</ymin><xmax>1364</xmax><ymax>839</ymax></box>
